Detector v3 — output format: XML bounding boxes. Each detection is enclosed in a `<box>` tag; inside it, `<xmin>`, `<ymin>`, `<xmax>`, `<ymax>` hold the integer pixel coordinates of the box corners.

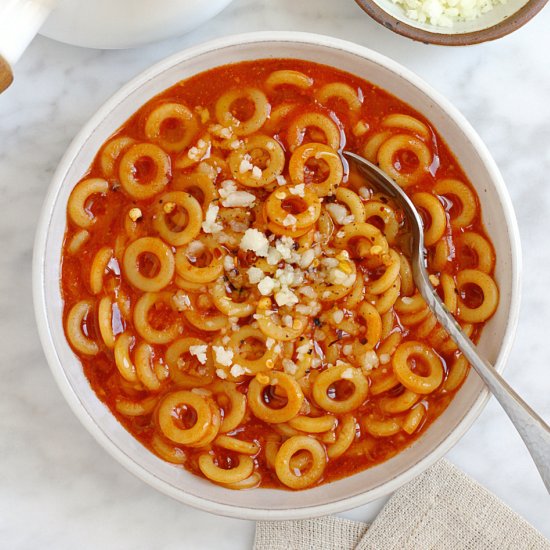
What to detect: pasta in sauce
<box><xmin>61</xmin><ymin>59</ymin><xmax>499</xmax><ymax>490</ymax></box>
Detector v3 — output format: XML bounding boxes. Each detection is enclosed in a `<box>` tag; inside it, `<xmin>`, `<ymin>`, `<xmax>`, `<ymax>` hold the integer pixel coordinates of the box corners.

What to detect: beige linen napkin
<box><xmin>254</xmin><ymin>460</ymin><xmax>550</xmax><ymax>550</ymax></box>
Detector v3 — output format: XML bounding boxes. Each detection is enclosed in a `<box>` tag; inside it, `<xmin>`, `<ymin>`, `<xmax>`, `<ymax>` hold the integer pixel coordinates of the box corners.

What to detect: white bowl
<box><xmin>33</xmin><ymin>31</ymin><xmax>521</xmax><ymax>520</ymax></box>
<box><xmin>41</xmin><ymin>0</ymin><xmax>235</xmax><ymax>49</ymax></box>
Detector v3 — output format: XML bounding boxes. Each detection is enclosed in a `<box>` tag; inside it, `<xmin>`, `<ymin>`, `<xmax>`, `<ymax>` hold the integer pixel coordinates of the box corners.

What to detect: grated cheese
<box><xmin>274</xmin><ymin>287</ymin><xmax>299</xmax><ymax>307</ymax></box>
<box><xmin>189</xmin><ymin>345</ymin><xmax>208</xmax><ymax>365</ymax></box>
<box><xmin>222</xmin><ymin>190</ymin><xmax>256</xmax><ymax>208</ymax></box>
<box><xmin>216</xmin><ymin>368</ymin><xmax>228</xmax><ymax>379</ymax></box>
<box><xmin>128</xmin><ymin>208</ymin><xmax>142</xmax><ymax>222</ymax></box>
<box><xmin>341</xmin><ymin>368</ymin><xmax>354</xmax><ymax>379</ymax></box>
<box><xmin>240</xmin><ymin>228</ymin><xmax>270</xmax><ymax>257</ymax></box>
<box><xmin>213</xmin><ymin>346</ymin><xmax>233</xmax><ymax>366</ymax></box>
<box><xmin>282</xmin><ymin>213</ymin><xmax>297</xmax><ymax>227</ymax></box>
<box><xmin>247</xmin><ymin>266</ymin><xmax>264</xmax><ymax>284</ymax></box>
<box><xmin>258</xmin><ymin>276</ymin><xmax>277</xmax><ymax>296</ymax></box>
<box><xmin>391</xmin><ymin>0</ymin><xmax>508</xmax><ymax>27</ymax></box>
<box><xmin>251</xmin><ymin>166</ymin><xmax>263</xmax><ymax>179</ymax></box>
<box><xmin>202</xmin><ymin>204</ymin><xmax>223</xmax><ymax>234</ymax></box>
<box><xmin>289</xmin><ymin>184</ymin><xmax>305</xmax><ymax>197</ymax></box>
<box><xmin>230</xmin><ymin>364</ymin><xmax>246</xmax><ymax>377</ymax></box>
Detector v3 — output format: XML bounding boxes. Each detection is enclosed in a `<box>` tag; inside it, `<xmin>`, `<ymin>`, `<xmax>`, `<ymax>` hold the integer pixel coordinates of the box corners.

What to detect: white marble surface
<box><xmin>1</xmin><ymin>1</ymin><xmax>550</xmax><ymax>548</ymax></box>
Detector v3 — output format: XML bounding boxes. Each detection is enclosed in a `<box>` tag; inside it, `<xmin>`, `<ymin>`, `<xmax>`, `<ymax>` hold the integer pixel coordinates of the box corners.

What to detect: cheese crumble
<box><xmin>202</xmin><ymin>204</ymin><xmax>223</xmax><ymax>234</ymax></box>
<box><xmin>390</xmin><ymin>0</ymin><xmax>508</xmax><ymax>27</ymax></box>
<box><xmin>213</xmin><ymin>346</ymin><xmax>234</xmax><ymax>366</ymax></box>
<box><xmin>240</xmin><ymin>228</ymin><xmax>270</xmax><ymax>257</ymax></box>
<box><xmin>189</xmin><ymin>345</ymin><xmax>208</xmax><ymax>365</ymax></box>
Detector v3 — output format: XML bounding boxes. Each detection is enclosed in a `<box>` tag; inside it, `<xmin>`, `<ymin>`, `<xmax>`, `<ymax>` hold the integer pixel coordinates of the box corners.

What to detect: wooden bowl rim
<box><xmin>355</xmin><ymin>0</ymin><xmax>549</xmax><ymax>45</ymax></box>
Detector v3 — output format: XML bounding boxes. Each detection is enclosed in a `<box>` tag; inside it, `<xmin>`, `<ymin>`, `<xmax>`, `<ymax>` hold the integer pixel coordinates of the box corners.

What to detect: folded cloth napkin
<box><xmin>254</xmin><ymin>459</ymin><xmax>550</xmax><ymax>550</ymax></box>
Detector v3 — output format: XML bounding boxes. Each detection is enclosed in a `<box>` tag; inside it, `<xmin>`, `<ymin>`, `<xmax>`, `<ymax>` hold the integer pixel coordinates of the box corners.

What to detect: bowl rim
<box><xmin>32</xmin><ymin>30</ymin><xmax>522</xmax><ymax>520</ymax></box>
<box><xmin>354</xmin><ymin>0</ymin><xmax>549</xmax><ymax>45</ymax></box>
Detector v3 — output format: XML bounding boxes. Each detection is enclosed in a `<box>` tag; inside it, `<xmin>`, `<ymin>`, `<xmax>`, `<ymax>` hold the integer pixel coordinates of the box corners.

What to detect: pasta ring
<box><xmin>114</xmin><ymin>332</ymin><xmax>138</xmax><ymax>383</ymax></box>
<box><xmin>379</xmin><ymin>389</ymin><xmax>420</xmax><ymax>414</ymax></box>
<box><xmin>133</xmin><ymin>291</ymin><xmax>180</xmax><ymax>344</ymax></box>
<box><xmin>312</xmin><ymin>363</ymin><xmax>369</xmax><ymax>414</ymax></box>
<box><xmin>362</xmin><ymin>131</ymin><xmax>392</xmax><ymax>164</ymax></box>
<box><xmin>363</xmin><ymin>200</ymin><xmax>399</xmax><ymax>244</ymax></box>
<box><xmin>288</xmin><ymin>142</ymin><xmax>344</xmax><ymax>197</ymax></box>
<box><xmin>265</xmin><ymin>70</ymin><xmax>313</xmax><ymax>92</ymax></box>
<box><xmin>172</xmin><ymin>173</ymin><xmax>218</xmax><ymax>212</ymax></box>
<box><xmin>287</xmin><ymin>111</ymin><xmax>341</xmax><ymax>151</ymax></box>
<box><xmin>97</xmin><ymin>296</ymin><xmax>116</xmax><ymax>349</ymax></box>
<box><xmin>210</xmin><ymin>279</ymin><xmax>255</xmax><ymax>318</ymax></box>
<box><xmin>412</xmin><ymin>192</ymin><xmax>447</xmax><ymax>247</ymax></box>
<box><xmin>443</xmin><ymin>354</ymin><xmax>470</xmax><ymax>392</ymax></box>
<box><xmin>288</xmin><ymin>414</ymin><xmax>337</xmax><ymax>434</ymax></box>
<box><xmin>226</xmin><ymin>326</ymin><xmax>279</xmax><ymax>375</ymax></box>
<box><xmin>315</xmin><ymin>82</ymin><xmax>362</xmax><ymax>112</ymax></box>
<box><xmin>66</xmin><ymin>300</ymin><xmax>98</xmax><ymax>356</ymax></box>
<box><xmin>211</xmin><ymin>381</ymin><xmax>247</xmax><ymax>433</ymax></box>
<box><xmin>434</xmin><ymin>179</ymin><xmax>477</xmax><ymax>229</ymax></box>
<box><xmin>100</xmin><ymin>136</ymin><xmax>135</xmax><ymax>178</ymax></box>
<box><xmin>151</xmin><ymin>433</ymin><xmax>187</xmax><ymax>464</ymax></box>
<box><xmin>67</xmin><ymin>178</ymin><xmax>109</xmax><ymax>228</ymax></box>
<box><xmin>198</xmin><ymin>453</ymin><xmax>255</xmax><ymax>484</ymax></box>
<box><xmin>363</xmin><ymin>415</ymin><xmax>401</xmax><ymax>437</ymax></box>
<box><xmin>123</xmin><ymin>237</ymin><xmax>175</xmax><ymax>292</ymax></box>
<box><xmin>215</xmin><ymin>87</ymin><xmax>270</xmax><ymax>136</ymax></box>
<box><xmin>153</xmin><ymin>191</ymin><xmax>203</xmax><ymax>247</ymax></box>
<box><xmin>144</xmin><ymin>102</ymin><xmax>198</xmax><ymax>152</ymax></box>
<box><xmin>89</xmin><ymin>246</ymin><xmax>114</xmax><ymax>295</ymax></box>
<box><xmin>333</xmin><ymin>222</ymin><xmax>389</xmax><ymax>258</ymax></box>
<box><xmin>157</xmin><ymin>390</ymin><xmax>213</xmax><ymax>445</ymax></box>
<box><xmin>67</xmin><ymin>229</ymin><xmax>90</xmax><ymax>255</ymax></box>
<box><xmin>402</xmin><ymin>403</ymin><xmax>426</xmax><ymax>435</ymax></box>
<box><xmin>456</xmin><ymin>232</ymin><xmax>495</xmax><ymax>273</ymax></box>
<box><xmin>366</xmin><ymin>277</ymin><xmax>401</xmax><ymax>315</ymax></box>
<box><xmin>175</xmin><ymin>239</ymin><xmax>224</xmax><ymax>284</ymax></box>
<box><xmin>440</xmin><ymin>273</ymin><xmax>458</xmax><ymax>314</ymax></box>
<box><xmin>381</xmin><ymin>114</ymin><xmax>430</xmax><ymax>140</ymax></box>
<box><xmin>115</xmin><ymin>396</ymin><xmax>158</xmax><ymax>417</ymax></box>
<box><xmin>184</xmin><ymin>307</ymin><xmax>229</xmax><ymax>332</ymax></box>
<box><xmin>327</xmin><ymin>414</ymin><xmax>356</xmax><ymax>459</ymax></box>
<box><xmin>214</xmin><ymin>435</ymin><xmax>260</xmax><ymax>455</ymax></box>
<box><xmin>369</xmin><ymin>369</ymin><xmax>399</xmax><ymax>395</ymax></box>
<box><xmin>377</xmin><ymin>134</ymin><xmax>432</xmax><ymax>188</ymax></box>
<box><xmin>134</xmin><ymin>341</ymin><xmax>161</xmax><ymax>391</ymax></box>
<box><xmin>166</xmin><ymin>337</ymin><xmax>214</xmax><ymax>389</ymax></box>
<box><xmin>265</xmin><ymin>185</ymin><xmax>322</xmax><ymax>229</ymax></box>
<box><xmin>228</xmin><ymin>135</ymin><xmax>285</xmax><ymax>187</ymax></box>
<box><xmin>119</xmin><ymin>143</ymin><xmax>171</xmax><ymax>200</ymax></box>
<box><xmin>456</xmin><ymin>269</ymin><xmax>499</xmax><ymax>323</ymax></box>
<box><xmin>275</xmin><ymin>436</ymin><xmax>326</xmax><ymax>489</ymax></box>
<box><xmin>335</xmin><ymin>187</ymin><xmax>366</xmax><ymax>223</ymax></box>
<box><xmin>392</xmin><ymin>341</ymin><xmax>444</xmax><ymax>394</ymax></box>
<box><xmin>356</xmin><ymin>302</ymin><xmax>383</xmax><ymax>349</ymax></box>
<box><xmin>247</xmin><ymin>372</ymin><xmax>304</xmax><ymax>424</ymax></box>
<box><xmin>365</xmin><ymin>249</ymin><xmax>401</xmax><ymax>296</ymax></box>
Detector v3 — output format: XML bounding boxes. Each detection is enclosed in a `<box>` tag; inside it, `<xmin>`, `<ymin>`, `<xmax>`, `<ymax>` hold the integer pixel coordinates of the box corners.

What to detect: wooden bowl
<box><xmin>355</xmin><ymin>0</ymin><xmax>548</xmax><ymax>45</ymax></box>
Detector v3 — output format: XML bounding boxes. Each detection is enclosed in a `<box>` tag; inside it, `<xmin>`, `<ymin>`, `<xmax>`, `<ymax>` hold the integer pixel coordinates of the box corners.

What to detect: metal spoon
<box><xmin>344</xmin><ymin>150</ymin><xmax>550</xmax><ymax>492</ymax></box>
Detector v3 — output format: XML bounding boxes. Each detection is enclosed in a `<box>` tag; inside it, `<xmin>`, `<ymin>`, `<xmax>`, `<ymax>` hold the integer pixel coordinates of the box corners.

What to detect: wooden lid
<box><xmin>0</xmin><ymin>55</ymin><xmax>14</xmax><ymax>93</ymax></box>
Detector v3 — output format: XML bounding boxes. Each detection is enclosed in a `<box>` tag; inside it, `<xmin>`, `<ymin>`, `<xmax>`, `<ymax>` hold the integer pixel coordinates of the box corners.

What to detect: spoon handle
<box><xmin>419</xmin><ymin>274</ymin><xmax>550</xmax><ymax>493</ymax></box>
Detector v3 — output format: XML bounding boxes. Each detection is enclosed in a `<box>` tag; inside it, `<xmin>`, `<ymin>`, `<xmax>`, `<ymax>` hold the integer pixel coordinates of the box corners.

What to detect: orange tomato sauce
<box><xmin>61</xmin><ymin>59</ymin><xmax>496</xmax><ymax>490</ymax></box>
